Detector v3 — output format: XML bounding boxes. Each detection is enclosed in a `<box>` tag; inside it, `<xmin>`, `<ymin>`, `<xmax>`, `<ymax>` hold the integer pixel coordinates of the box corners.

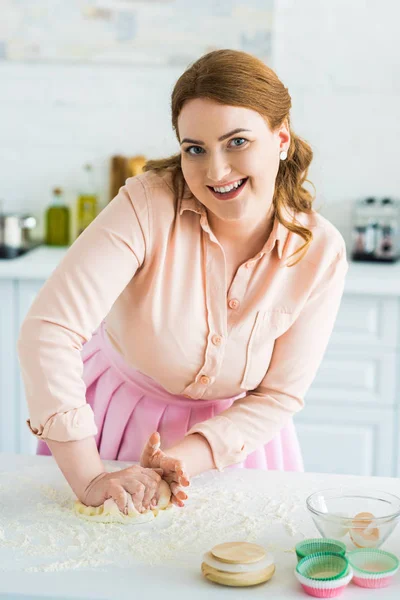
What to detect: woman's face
<box><xmin>178</xmin><ymin>98</ymin><xmax>290</xmax><ymax>223</ymax></box>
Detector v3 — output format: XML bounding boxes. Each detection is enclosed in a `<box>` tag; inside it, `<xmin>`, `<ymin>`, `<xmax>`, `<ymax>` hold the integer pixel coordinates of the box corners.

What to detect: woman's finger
<box><xmin>179</xmin><ymin>473</ymin><xmax>190</xmax><ymax>487</ymax></box>
<box><xmin>129</xmin><ymin>474</ymin><xmax>159</xmax><ymax>509</ymax></box>
<box><xmin>170</xmin><ymin>482</ymin><xmax>188</xmax><ymax>502</ymax></box>
<box><xmin>150</xmin><ymin>486</ymin><xmax>161</xmax><ymax>508</ymax></box>
<box><xmin>141</xmin><ymin>477</ymin><xmax>160</xmax><ymax>509</ymax></box>
<box><xmin>141</xmin><ymin>432</ymin><xmax>161</xmax><ymax>464</ymax></box>
<box><xmin>127</xmin><ymin>481</ymin><xmax>146</xmax><ymax>513</ymax></box>
<box><xmin>161</xmin><ymin>459</ymin><xmax>190</xmax><ymax>487</ymax></box>
<box><xmin>171</xmin><ymin>495</ymin><xmax>185</xmax><ymax>508</ymax></box>
<box><xmin>106</xmin><ymin>482</ymin><xmax>129</xmax><ymax>514</ymax></box>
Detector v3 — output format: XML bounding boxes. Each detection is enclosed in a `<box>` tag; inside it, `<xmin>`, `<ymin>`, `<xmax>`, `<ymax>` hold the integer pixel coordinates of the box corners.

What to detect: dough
<box><xmin>74</xmin><ymin>479</ymin><xmax>172</xmax><ymax>524</ymax></box>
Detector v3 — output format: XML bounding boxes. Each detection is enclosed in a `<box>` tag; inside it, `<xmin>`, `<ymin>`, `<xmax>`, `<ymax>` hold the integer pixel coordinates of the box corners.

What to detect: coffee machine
<box><xmin>351</xmin><ymin>197</ymin><xmax>400</xmax><ymax>262</ymax></box>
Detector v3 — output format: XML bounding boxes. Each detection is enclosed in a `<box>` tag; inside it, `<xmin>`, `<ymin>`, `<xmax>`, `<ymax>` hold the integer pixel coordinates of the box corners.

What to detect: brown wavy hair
<box><xmin>143</xmin><ymin>49</ymin><xmax>315</xmax><ymax>266</ymax></box>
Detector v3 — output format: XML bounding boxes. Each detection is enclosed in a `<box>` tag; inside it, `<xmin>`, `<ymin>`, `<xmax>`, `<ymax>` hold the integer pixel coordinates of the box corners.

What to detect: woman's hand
<box><xmin>140</xmin><ymin>432</ymin><xmax>190</xmax><ymax>507</ymax></box>
<box><xmin>81</xmin><ymin>464</ymin><xmax>163</xmax><ymax>515</ymax></box>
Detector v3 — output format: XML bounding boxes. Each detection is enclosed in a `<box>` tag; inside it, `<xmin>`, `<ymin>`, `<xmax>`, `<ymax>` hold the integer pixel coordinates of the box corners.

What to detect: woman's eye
<box><xmin>185</xmin><ymin>146</ymin><xmax>204</xmax><ymax>156</ymax></box>
<box><xmin>184</xmin><ymin>137</ymin><xmax>248</xmax><ymax>156</ymax></box>
<box><xmin>229</xmin><ymin>137</ymin><xmax>247</xmax><ymax>147</ymax></box>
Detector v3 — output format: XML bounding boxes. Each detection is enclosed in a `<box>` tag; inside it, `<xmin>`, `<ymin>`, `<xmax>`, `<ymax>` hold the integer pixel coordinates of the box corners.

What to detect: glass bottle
<box><xmin>45</xmin><ymin>187</ymin><xmax>70</xmax><ymax>246</ymax></box>
<box><xmin>77</xmin><ymin>163</ymin><xmax>98</xmax><ymax>235</ymax></box>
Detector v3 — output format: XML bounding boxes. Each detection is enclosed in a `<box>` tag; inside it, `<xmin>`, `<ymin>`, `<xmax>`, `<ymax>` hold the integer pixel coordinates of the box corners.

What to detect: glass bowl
<box><xmin>306</xmin><ymin>488</ymin><xmax>400</xmax><ymax>549</ymax></box>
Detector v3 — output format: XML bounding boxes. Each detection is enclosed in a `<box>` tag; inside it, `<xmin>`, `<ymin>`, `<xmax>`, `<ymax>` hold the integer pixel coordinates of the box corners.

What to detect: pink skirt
<box><xmin>37</xmin><ymin>322</ymin><xmax>304</xmax><ymax>471</ymax></box>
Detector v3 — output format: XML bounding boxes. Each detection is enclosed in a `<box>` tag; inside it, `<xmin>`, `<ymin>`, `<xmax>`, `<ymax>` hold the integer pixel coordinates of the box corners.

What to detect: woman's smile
<box><xmin>207</xmin><ymin>177</ymin><xmax>249</xmax><ymax>201</ymax></box>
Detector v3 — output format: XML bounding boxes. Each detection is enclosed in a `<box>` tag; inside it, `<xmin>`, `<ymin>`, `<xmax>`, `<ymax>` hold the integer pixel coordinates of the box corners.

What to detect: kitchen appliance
<box><xmin>351</xmin><ymin>197</ymin><xmax>400</xmax><ymax>262</ymax></box>
<box><xmin>0</xmin><ymin>211</ymin><xmax>38</xmax><ymax>259</ymax></box>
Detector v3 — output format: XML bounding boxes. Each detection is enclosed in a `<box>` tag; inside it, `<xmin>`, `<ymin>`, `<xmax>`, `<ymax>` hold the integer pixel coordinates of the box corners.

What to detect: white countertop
<box><xmin>1</xmin><ymin>245</ymin><xmax>400</xmax><ymax>296</ymax></box>
<box><xmin>0</xmin><ymin>246</ymin><xmax>67</xmax><ymax>281</ymax></box>
<box><xmin>0</xmin><ymin>452</ymin><xmax>399</xmax><ymax>599</ymax></box>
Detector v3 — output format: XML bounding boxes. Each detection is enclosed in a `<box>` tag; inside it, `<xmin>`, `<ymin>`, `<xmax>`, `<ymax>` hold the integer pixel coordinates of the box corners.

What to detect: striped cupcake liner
<box><xmin>296</xmin><ymin>538</ymin><xmax>347</xmax><ymax>562</ymax></box>
<box><xmin>296</xmin><ymin>552</ymin><xmax>349</xmax><ymax>581</ymax></box>
<box><xmin>295</xmin><ymin>566</ymin><xmax>353</xmax><ymax>597</ymax></box>
<box><xmin>347</xmin><ymin>548</ymin><xmax>399</xmax><ymax>588</ymax></box>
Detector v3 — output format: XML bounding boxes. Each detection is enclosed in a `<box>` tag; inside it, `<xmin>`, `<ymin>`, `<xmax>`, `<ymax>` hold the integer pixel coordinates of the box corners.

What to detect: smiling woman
<box><xmin>145</xmin><ymin>48</ymin><xmax>315</xmax><ymax>267</ymax></box>
<box><xmin>179</xmin><ymin>98</ymin><xmax>286</xmax><ymax>236</ymax></box>
<box><xmin>18</xmin><ymin>49</ymin><xmax>348</xmax><ymax>520</ymax></box>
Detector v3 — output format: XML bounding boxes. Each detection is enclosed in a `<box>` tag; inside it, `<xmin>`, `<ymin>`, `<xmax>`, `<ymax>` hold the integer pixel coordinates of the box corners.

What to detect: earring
<box><xmin>279</xmin><ymin>150</ymin><xmax>287</xmax><ymax>161</ymax></box>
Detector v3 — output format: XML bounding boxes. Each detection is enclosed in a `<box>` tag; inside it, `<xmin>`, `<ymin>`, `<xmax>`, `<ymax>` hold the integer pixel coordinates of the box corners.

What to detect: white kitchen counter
<box><xmin>0</xmin><ymin>245</ymin><xmax>399</xmax><ymax>296</ymax></box>
<box><xmin>0</xmin><ymin>246</ymin><xmax>67</xmax><ymax>280</ymax></box>
<box><xmin>0</xmin><ymin>453</ymin><xmax>399</xmax><ymax>599</ymax></box>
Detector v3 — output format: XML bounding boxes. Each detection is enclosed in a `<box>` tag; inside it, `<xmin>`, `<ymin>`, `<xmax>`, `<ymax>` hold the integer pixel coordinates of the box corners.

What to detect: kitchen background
<box><xmin>1</xmin><ymin>0</ymin><xmax>399</xmax><ymax>476</ymax></box>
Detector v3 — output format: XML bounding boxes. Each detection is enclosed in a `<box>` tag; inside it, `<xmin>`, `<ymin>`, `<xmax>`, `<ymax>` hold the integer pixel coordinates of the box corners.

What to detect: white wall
<box><xmin>0</xmin><ymin>63</ymin><xmax>182</xmax><ymax>238</ymax></box>
<box><xmin>0</xmin><ymin>0</ymin><xmax>399</xmax><ymax>245</ymax></box>
<box><xmin>274</xmin><ymin>0</ymin><xmax>400</xmax><ymax>245</ymax></box>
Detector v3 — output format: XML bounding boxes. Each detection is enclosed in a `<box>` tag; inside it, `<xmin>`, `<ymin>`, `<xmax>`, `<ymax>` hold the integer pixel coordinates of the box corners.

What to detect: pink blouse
<box><xmin>17</xmin><ymin>169</ymin><xmax>348</xmax><ymax>470</ymax></box>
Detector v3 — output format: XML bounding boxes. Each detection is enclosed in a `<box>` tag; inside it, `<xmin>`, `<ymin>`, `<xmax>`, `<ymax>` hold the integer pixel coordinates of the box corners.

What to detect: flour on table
<box><xmin>0</xmin><ymin>463</ymin><xmax>309</xmax><ymax>573</ymax></box>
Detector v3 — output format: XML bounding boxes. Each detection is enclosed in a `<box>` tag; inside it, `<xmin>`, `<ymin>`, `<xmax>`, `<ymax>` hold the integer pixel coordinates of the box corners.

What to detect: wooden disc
<box><xmin>211</xmin><ymin>542</ymin><xmax>266</xmax><ymax>565</ymax></box>
<box><xmin>201</xmin><ymin>562</ymin><xmax>275</xmax><ymax>587</ymax></box>
<box><xmin>202</xmin><ymin>551</ymin><xmax>274</xmax><ymax>574</ymax></box>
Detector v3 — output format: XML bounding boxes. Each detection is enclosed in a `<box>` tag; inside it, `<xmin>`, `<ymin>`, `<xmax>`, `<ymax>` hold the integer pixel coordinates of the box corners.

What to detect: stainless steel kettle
<box><xmin>0</xmin><ymin>211</ymin><xmax>37</xmax><ymax>258</ymax></box>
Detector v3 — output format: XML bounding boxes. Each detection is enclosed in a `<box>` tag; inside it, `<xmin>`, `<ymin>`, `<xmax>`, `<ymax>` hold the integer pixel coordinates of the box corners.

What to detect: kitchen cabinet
<box><xmin>295</xmin><ymin>294</ymin><xmax>399</xmax><ymax>477</ymax></box>
<box><xmin>0</xmin><ymin>280</ymin><xmax>18</xmax><ymax>453</ymax></box>
<box><xmin>0</xmin><ymin>278</ymin><xmax>44</xmax><ymax>455</ymax></box>
<box><xmin>17</xmin><ymin>279</ymin><xmax>46</xmax><ymax>455</ymax></box>
<box><xmin>1</xmin><ymin>248</ymin><xmax>400</xmax><ymax>476</ymax></box>
<box><xmin>296</xmin><ymin>405</ymin><xmax>395</xmax><ymax>476</ymax></box>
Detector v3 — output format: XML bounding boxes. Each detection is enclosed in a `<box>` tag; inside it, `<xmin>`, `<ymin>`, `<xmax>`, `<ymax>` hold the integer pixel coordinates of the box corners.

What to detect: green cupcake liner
<box><xmin>296</xmin><ymin>538</ymin><xmax>347</xmax><ymax>561</ymax></box>
<box><xmin>347</xmin><ymin>548</ymin><xmax>399</xmax><ymax>577</ymax></box>
<box><xmin>296</xmin><ymin>552</ymin><xmax>349</xmax><ymax>582</ymax></box>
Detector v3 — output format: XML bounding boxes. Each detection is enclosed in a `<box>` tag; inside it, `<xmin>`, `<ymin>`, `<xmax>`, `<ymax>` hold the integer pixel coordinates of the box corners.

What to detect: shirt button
<box><xmin>211</xmin><ymin>334</ymin><xmax>222</xmax><ymax>346</ymax></box>
<box><xmin>200</xmin><ymin>375</ymin><xmax>210</xmax><ymax>385</ymax></box>
<box><xmin>228</xmin><ymin>298</ymin><xmax>240</xmax><ymax>310</ymax></box>
<box><xmin>245</xmin><ymin>262</ymin><xmax>252</xmax><ymax>268</ymax></box>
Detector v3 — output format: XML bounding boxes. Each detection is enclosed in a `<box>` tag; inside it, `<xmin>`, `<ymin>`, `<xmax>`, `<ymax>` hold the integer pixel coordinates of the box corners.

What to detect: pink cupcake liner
<box><xmin>299</xmin><ymin>583</ymin><xmax>348</xmax><ymax>598</ymax></box>
<box><xmin>347</xmin><ymin>548</ymin><xmax>399</xmax><ymax>589</ymax></box>
<box><xmin>295</xmin><ymin>568</ymin><xmax>353</xmax><ymax>598</ymax></box>
<box><xmin>352</xmin><ymin>575</ymin><xmax>393</xmax><ymax>588</ymax></box>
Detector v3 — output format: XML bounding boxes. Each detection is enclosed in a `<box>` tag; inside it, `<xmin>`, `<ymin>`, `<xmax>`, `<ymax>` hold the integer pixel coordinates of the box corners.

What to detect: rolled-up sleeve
<box><xmin>17</xmin><ymin>178</ymin><xmax>149</xmax><ymax>442</ymax></box>
<box><xmin>187</xmin><ymin>246</ymin><xmax>349</xmax><ymax>471</ymax></box>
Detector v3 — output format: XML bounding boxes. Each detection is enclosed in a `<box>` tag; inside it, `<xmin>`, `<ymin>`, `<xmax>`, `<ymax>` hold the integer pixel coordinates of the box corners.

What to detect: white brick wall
<box><xmin>0</xmin><ymin>0</ymin><xmax>399</xmax><ymax>245</ymax></box>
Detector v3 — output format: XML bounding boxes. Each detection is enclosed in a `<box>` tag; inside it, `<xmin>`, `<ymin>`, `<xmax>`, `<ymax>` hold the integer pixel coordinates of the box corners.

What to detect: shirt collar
<box><xmin>179</xmin><ymin>186</ymin><xmax>290</xmax><ymax>260</ymax></box>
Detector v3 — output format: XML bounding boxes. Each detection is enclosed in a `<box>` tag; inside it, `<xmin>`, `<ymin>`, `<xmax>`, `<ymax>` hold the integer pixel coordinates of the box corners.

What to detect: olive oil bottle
<box><xmin>45</xmin><ymin>187</ymin><xmax>70</xmax><ymax>246</ymax></box>
<box><xmin>77</xmin><ymin>163</ymin><xmax>98</xmax><ymax>235</ymax></box>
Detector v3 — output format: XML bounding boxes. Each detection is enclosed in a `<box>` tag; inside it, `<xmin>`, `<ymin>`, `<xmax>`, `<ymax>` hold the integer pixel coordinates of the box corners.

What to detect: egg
<box><xmin>350</xmin><ymin>512</ymin><xmax>380</xmax><ymax>548</ymax></box>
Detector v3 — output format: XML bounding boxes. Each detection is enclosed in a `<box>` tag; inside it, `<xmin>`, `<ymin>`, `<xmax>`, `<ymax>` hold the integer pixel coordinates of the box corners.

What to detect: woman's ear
<box><xmin>277</xmin><ymin>119</ymin><xmax>290</xmax><ymax>149</ymax></box>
